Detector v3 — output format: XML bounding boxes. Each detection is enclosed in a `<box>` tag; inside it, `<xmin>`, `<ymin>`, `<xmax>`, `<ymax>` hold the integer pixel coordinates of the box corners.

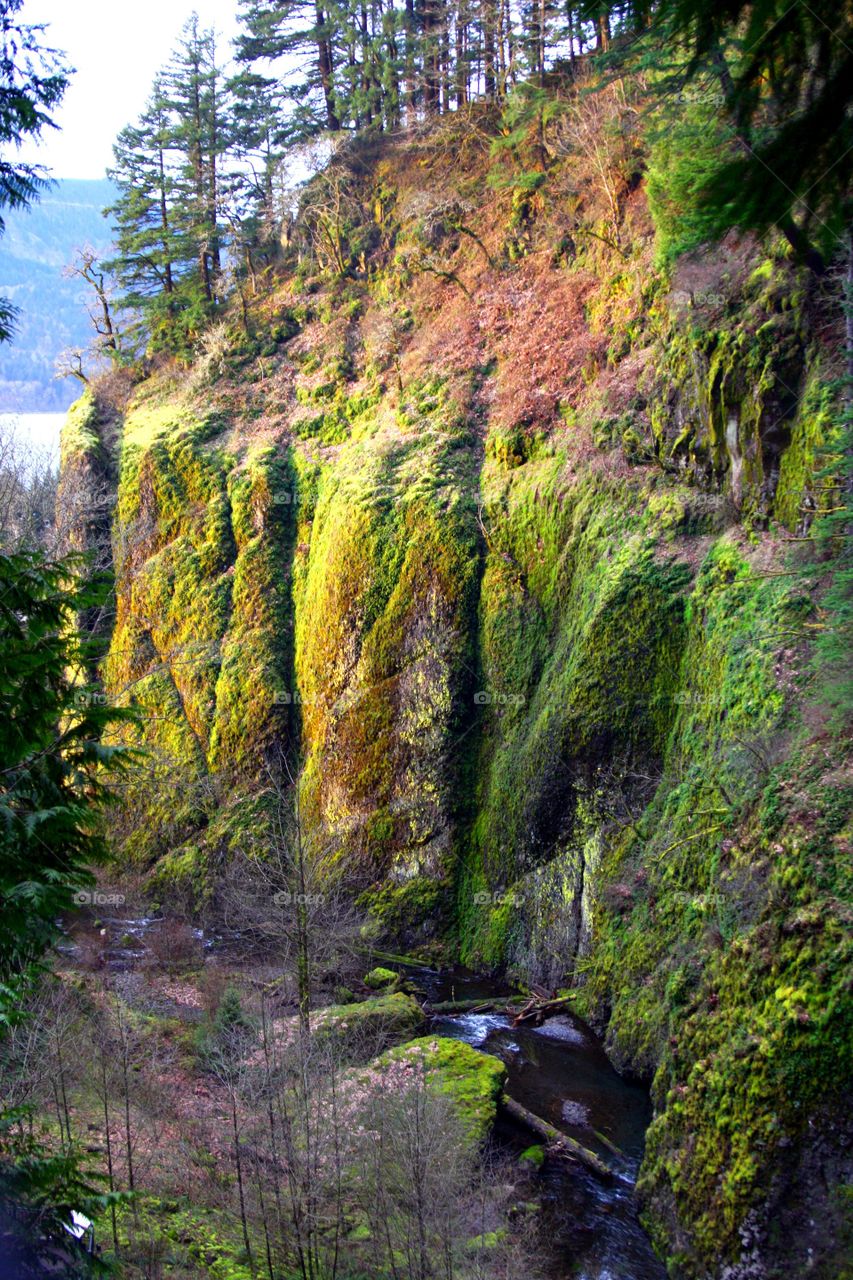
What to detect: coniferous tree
<box><xmin>164</xmin><ymin>17</ymin><xmax>228</xmax><ymax>305</ymax></box>
<box><xmin>229</xmin><ymin>66</ymin><xmax>288</xmax><ymax>218</ymax></box>
<box><xmin>0</xmin><ymin>553</ymin><xmax>133</xmax><ymax>1025</ymax></box>
<box><xmin>235</xmin><ymin>0</ymin><xmax>341</xmax><ymax>136</ymax></box>
<box><xmin>106</xmin><ymin>18</ymin><xmax>231</xmax><ymax>355</ymax></box>
<box><xmin>106</xmin><ymin>79</ymin><xmax>182</xmax><ymax>350</ymax></box>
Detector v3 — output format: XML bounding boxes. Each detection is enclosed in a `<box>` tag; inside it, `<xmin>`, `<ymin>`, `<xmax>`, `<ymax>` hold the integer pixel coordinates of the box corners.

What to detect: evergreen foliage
<box><xmin>106</xmin><ymin>18</ymin><xmax>229</xmax><ymax>356</ymax></box>
<box><xmin>586</xmin><ymin>0</ymin><xmax>853</xmax><ymax>269</ymax></box>
<box><xmin>0</xmin><ymin>552</ymin><xmax>133</xmax><ymax>1025</ymax></box>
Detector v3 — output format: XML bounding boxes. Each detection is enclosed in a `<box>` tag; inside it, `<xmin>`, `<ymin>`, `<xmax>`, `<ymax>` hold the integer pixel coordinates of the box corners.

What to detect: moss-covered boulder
<box><xmin>312</xmin><ymin>991</ymin><xmax>423</xmax><ymax>1050</ymax></box>
<box><xmin>518</xmin><ymin>1144</ymin><xmax>545</xmax><ymax>1170</ymax></box>
<box><xmin>364</xmin><ymin>966</ymin><xmax>399</xmax><ymax>989</ymax></box>
<box><xmin>368</xmin><ymin>1036</ymin><xmax>507</xmax><ymax>1143</ymax></box>
<box><xmin>464</xmin><ymin>1229</ymin><xmax>508</xmax><ymax>1253</ymax></box>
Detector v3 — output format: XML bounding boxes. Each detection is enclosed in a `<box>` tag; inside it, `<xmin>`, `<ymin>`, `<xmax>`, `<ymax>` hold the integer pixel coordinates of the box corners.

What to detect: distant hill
<box><xmin>0</xmin><ymin>178</ymin><xmax>115</xmax><ymax>413</ymax></box>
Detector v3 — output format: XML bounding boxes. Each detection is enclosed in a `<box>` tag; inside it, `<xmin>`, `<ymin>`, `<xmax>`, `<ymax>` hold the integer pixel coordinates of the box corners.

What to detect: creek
<box><xmin>66</xmin><ymin>915</ymin><xmax>665</xmax><ymax>1278</ymax></box>
<box><xmin>412</xmin><ymin>964</ymin><xmax>666</xmax><ymax>1280</ymax></box>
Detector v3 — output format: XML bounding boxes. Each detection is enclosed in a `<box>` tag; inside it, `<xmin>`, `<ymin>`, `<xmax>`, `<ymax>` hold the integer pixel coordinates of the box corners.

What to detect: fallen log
<box><xmin>426</xmin><ymin>997</ymin><xmax>527</xmax><ymax>1014</ymax></box>
<box><xmin>591</xmin><ymin>1127</ymin><xmax>625</xmax><ymax>1158</ymax></box>
<box><xmin>357</xmin><ymin>946</ymin><xmax>430</xmax><ymax>969</ymax></box>
<box><xmin>512</xmin><ymin>994</ymin><xmax>575</xmax><ymax>1026</ymax></box>
<box><xmin>501</xmin><ymin>1095</ymin><xmax>614</xmax><ymax>1183</ymax></box>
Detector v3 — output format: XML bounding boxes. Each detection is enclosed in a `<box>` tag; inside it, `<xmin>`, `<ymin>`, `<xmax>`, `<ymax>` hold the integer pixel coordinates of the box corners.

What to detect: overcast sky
<box><xmin>19</xmin><ymin>0</ymin><xmax>241</xmax><ymax>179</ymax></box>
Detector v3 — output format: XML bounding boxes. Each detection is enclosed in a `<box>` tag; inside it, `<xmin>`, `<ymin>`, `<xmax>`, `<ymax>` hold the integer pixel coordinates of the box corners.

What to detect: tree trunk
<box><xmin>483</xmin><ymin>0</ymin><xmax>497</xmax><ymax>99</ymax></box>
<box><xmin>501</xmin><ymin>1095</ymin><xmax>614</xmax><ymax>1181</ymax></box>
<box><xmin>315</xmin><ymin>7</ymin><xmax>341</xmax><ymax>130</ymax></box>
<box><xmin>231</xmin><ymin>1093</ymin><xmax>253</xmax><ymax>1267</ymax></box>
<box><xmin>100</xmin><ymin>1051</ymin><xmax>119</xmax><ymax>1252</ymax></box>
<box><xmin>157</xmin><ymin>141</ymin><xmax>174</xmax><ymax>295</ymax></box>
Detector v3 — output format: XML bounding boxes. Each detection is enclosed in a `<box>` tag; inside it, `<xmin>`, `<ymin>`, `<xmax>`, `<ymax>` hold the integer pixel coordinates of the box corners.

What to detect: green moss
<box><xmin>574</xmin><ymin>537</ymin><xmax>852</xmax><ymax>1271</ymax></box>
<box><xmin>111</xmin><ymin>1195</ymin><xmax>255</xmax><ymax>1279</ymax></box>
<box><xmin>465</xmin><ymin>1229</ymin><xmax>508</xmax><ymax>1251</ymax></box>
<box><xmin>312</xmin><ymin>991</ymin><xmax>423</xmax><ymax>1049</ymax></box>
<box><xmin>59</xmin><ymin>389</ymin><xmax>104</xmax><ymax>468</ymax></box>
<box><xmin>209</xmin><ymin>445</ymin><xmax>295</xmax><ymax>773</ymax></box>
<box><xmin>364</xmin><ymin>966</ymin><xmax>399</xmax><ymax>988</ymax></box>
<box><xmin>292</xmin><ymin>381</ymin><xmax>480</xmax><ymax>894</ymax></box>
<box><xmin>775</xmin><ymin>364</ymin><xmax>839</xmax><ymax>529</ymax></box>
<box><xmin>148</xmin><ymin>843</ymin><xmax>212</xmax><ymax>909</ymax></box>
<box><xmin>359</xmin><ymin>877</ymin><xmax>450</xmax><ymax>943</ymax></box>
<box><xmin>460</xmin><ymin>458</ymin><xmax>690</xmax><ymax>970</ymax></box>
<box><xmin>373</xmin><ymin>1035</ymin><xmax>507</xmax><ymax>1143</ymax></box>
<box><xmin>519</xmin><ymin>1143</ymin><xmax>545</xmax><ymax>1169</ymax></box>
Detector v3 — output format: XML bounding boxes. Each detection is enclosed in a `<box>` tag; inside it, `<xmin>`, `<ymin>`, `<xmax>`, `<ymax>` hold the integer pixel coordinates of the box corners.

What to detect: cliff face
<box><xmin>61</xmin><ymin>122</ymin><xmax>850</xmax><ymax>1277</ymax></box>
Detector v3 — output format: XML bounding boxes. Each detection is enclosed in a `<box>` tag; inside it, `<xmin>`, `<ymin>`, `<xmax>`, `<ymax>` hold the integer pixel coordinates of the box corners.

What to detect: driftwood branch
<box><xmin>512</xmin><ymin>994</ymin><xmax>575</xmax><ymax>1026</ymax></box>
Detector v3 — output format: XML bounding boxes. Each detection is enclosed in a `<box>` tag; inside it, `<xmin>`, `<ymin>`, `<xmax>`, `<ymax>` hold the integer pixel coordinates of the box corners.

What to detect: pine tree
<box><xmin>106</xmin><ymin>19</ymin><xmax>231</xmax><ymax>356</ymax></box>
<box><xmin>106</xmin><ymin>79</ymin><xmax>183</xmax><ymax>351</ymax></box>
<box><xmin>229</xmin><ymin>67</ymin><xmax>288</xmax><ymax>218</ymax></box>
<box><xmin>0</xmin><ymin>553</ymin><xmax>133</xmax><ymax>1024</ymax></box>
<box><xmin>235</xmin><ymin>0</ymin><xmax>342</xmax><ymax>136</ymax></box>
<box><xmin>164</xmin><ymin>16</ymin><xmax>229</xmax><ymax>307</ymax></box>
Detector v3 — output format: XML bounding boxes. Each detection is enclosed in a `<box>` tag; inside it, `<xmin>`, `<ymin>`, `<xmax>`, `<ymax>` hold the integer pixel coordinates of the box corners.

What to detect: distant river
<box><xmin>0</xmin><ymin>412</ymin><xmax>65</xmax><ymax>466</ymax></box>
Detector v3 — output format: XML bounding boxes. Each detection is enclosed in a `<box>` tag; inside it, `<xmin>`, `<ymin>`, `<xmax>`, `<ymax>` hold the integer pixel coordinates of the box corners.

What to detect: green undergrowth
<box><xmin>111</xmin><ymin>1195</ymin><xmax>255</xmax><ymax>1280</ymax></box>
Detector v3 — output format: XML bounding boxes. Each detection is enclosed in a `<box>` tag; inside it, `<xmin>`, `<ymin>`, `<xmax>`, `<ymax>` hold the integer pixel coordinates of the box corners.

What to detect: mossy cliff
<box><xmin>60</xmin><ymin>117</ymin><xmax>851</xmax><ymax>1278</ymax></box>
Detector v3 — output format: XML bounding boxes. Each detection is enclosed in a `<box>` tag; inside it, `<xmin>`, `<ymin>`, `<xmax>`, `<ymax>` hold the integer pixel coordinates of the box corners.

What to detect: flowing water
<box><xmin>410</xmin><ymin>965</ymin><xmax>667</xmax><ymax>1280</ymax></box>
<box><xmin>65</xmin><ymin>915</ymin><xmax>665</xmax><ymax>1279</ymax></box>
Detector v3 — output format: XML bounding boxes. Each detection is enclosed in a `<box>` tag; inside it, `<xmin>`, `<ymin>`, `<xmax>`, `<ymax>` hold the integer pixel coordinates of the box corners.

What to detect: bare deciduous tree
<box><xmin>220</xmin><ymin>753</ymin><xmax>364</xmax><ymax>1032</ymax></box>
<box><xmin>0</xmin><ymin>420</ymin><xmax>57</xmax><ymax>553</ymax></box>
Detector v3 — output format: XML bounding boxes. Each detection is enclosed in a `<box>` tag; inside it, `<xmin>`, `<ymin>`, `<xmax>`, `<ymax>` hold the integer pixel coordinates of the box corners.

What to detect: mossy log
<box><xmin>501</xmin><ymin>1095</ymin><xmax>614</xmax><ymax>1183</ymax></box>
<box><xmin>426</xmin><ymin>997</ymin><xmax>527</xmax><ymax>1014</ymax></box>
<box><xmin>358</xmin><ymin>946</ymin><xmax>430</xmax><ymax>968</ymax></box>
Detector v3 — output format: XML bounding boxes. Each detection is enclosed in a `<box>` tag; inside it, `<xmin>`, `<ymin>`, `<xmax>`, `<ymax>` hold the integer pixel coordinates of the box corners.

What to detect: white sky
<box><xmin>19</xmin><ymin>0</ymin><xmax>241</xmax><ymax>179</ymax></box>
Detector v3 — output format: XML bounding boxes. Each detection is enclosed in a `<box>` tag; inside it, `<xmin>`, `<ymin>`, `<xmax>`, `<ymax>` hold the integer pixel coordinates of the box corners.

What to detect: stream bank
<box><xmin>63</xmin><ymin>912</ymin><xmax>666</xmax><ymax>1279</ymax></box>
<box><xmin>414</xmin><ymin>964</ymin><xmax>666</xmax><ymax>1280</ymax></box>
